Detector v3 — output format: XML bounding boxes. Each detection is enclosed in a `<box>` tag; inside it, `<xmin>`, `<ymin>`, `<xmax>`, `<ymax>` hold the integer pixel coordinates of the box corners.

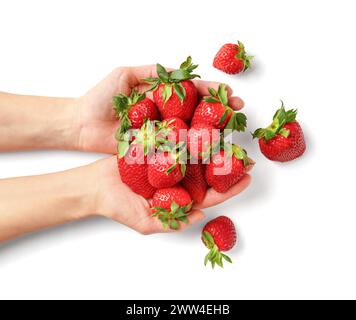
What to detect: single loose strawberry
<box><xmin>117</xmin><ymin>144</ymin><xmax>156</xmax><ymax>199</ymax></box>
<box><xmin>252</xmin><ymin>102</ymin><xmax>306</xmax><ymax>162</ymax></box>
<box><xmin>147</xmin><ymin>149</ymin><xmax>186</xmax><ymax>189</ymax></box>
<box><xmin>181</xmin><ymin>163</ymin><xmax>208</xmax><ymax>204</ymax></box>
<box><xmin>213</xmin><ymin>41</ymin><xmax>253</xmax><ymax>75</ymax></box>
<box><xmin>113</xmin><ymin>90</ymin><xmax>159</xmax><ymax>140</ymax></box>
<box><xmin>145</xmin><ymin>57</ymin><xmax>200</xmax><ymax>123</ymax></box>
<box><xmin>152</xmin><ymin>186</ymin><xmax>193</xmax><ymax>230</ymax></box>
<box><xmin>191</xmin><ymin>84</ymin><xmax>247</xmax><ymax>132</ymax></box>
<box><xmin>205</xmin><ymin>144</ymin><xmax>250</xmax><ymax>193</ymax></box>
<box><xmin>156</xmin><ymin>117</ymin><xmax>189</xmax><ymax>145</ymax></box>
<box><xmin>187</xmin><ymin>123</ymin><xmax>220</xmax><ymax>161</ymax></box>
<box><xmin>202</xmin><ymin>216</ymin><xmax>237</xmax><ymax>268</ymax></box>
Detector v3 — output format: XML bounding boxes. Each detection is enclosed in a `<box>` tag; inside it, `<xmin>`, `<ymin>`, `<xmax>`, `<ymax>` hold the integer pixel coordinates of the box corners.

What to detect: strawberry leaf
<box><xmin>169</xmin><ymin>219</ymin><xmax>180</xmax><ymax>230</ymax></box>
<box><xmin>217</xmin><ymin>84</ymin><xmax>229</xmax><ymax>106</ymax></box>
<box><xmin>180</xmin><ymin>163</ymin><xmax>186</xmax><ymax>177</ymax></box>
<box><xmin>162</xmin><ymin>85</ymin><xmax>173</xmax><ymax>105</ymax></box>
<box><xmin>171</xmin><ymin>201</ymin><xmax>180</xmax><ymax>213</ymax></box>
<box><xmin>173</xmin><ymin>83</ymin><xmax>185</xmax><ymax>102</ymax></box>
<box><xmin>170</xmin><ymin>69</ymin><xmax>191</xmax><ymax>82</ymax></box>
<box><xmin>252</xmin><ymin>128</ymin><xmax>265</xmax><ymax>139</ymax></box>
<box><xmin>279</xmin><ymin>128</ymin><xmax>290</xmax><ymax>138</ymax></box>
<box><xmin>203</xmin><ymin>97</ymin><xmax>220</xmax><ymax>103</ymax></box>
<box><xmin>226</xmin><ymin>112</ymin><xmax>247</xmax><ymax>132</ymax></box>
<box><xmin>117</xmin><ymin>140</ymin><xmax>130</xmax><ymax>158</ymax></box>
<box><xmin>218</xmin><ymin>110</ymin><xmax>229</xmax><ymax>126</ymax></box>
<box><xmin>157</xmin><ymin>64</ymin><xmax>169</xmax><ymax>82</ymax></box>
<box><xmin>166</xmin><ymin>163</ymin><xmax>177</xmax><ymax>174</ymax></box>
<box><xmin>208</xmin><ymin>88</ymin><xmax>217</xmax><ymax>96</ymax></box>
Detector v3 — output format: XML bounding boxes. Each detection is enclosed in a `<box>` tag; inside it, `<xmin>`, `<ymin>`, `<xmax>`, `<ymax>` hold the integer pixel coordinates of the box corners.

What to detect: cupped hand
<box><xmin>74</xmin><ymin>66</ymin><xmax>245</xmax><ymax>154</ymax></box>
<box><xmin>94</xmin><ymin>156</ymin><xmax>252</xmax><ymax>235</ymax></box>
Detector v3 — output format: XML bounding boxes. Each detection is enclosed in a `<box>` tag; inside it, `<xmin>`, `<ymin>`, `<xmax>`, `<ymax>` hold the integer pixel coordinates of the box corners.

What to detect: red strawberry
<box><xmin>191</xmin><ymin>84</ymin><xmax>247</xmax><ymax>132</ymax></box>
<box><xmin>252</xmin><ymin>102</ymin><xmax>306</xmax><ymax>162</ymax></box>
<box><xmin>213</xmin><ymin>41</ymin><xmax>253</xmax><ymax>75</ymax></box>
<box><xmin>145</xmin><ymin>57</ymin><xmax>200</xmax><ymax>123</ymax></box>
<box><xmin>113</xmin><ymin>90</ymin><xmax>159</xmax><ymax>140</ymax></box>
<box><xmin>187</xmin><ymin>123</ymin><xmax>220</xmax><ymax>161</ymax></box>
<box><xmin>202</xmin><ymin>216</ymin><xmax>237</xmax><ymax>268</ymax></box>
<box><xmin>152</xmin><ymin>186</ymin><xmax>193</xmax><ymax>230</ymax></box>
<box><xmin>156</xmin><ymin>117</ymin><xmax>189</xmax><ymax>144</ymax></box>
<box><xmin>181</xmin><ymin>163</ymin><xmax>208</xmax><ymax>204</ymax></box>
<box><xmin>117</xmin><ymin>144</ymin><xmax>156</xmax><ymax>199</ymax></box>
<box><xmin>205</xmin><ymin>144</ymin><xmax>250</xmax><ymax>193</ymax></box>
<box><xmin>147</xmin><ymin>150</ymin><xmax>186</xmax><ymax>189</ymax></box>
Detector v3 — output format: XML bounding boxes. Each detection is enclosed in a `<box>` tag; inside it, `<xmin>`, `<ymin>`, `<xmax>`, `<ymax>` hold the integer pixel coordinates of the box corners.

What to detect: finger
<box><xmin>133</xmin><ymin>66</ymin><xmax>173</xmax><ymax>94</ymax></box>
<box><xmin>228</xmin><ymin>96</ymin><xmax>245</xmax><ymax>110</ymax></box>
<box><xmin>195</xmin><ymin>174</ymin><xmax>252</xmax><ymax>210</ymax></box>
<box><xmin>246</xmin><ymin>158</ymin><xmax>256</xmax><ymax>172</ymax></box>
<box><xmin>194</xmin><ymin>80</ymin><xmax>233</xmax><ymax>97</ymax></box>
<box><xmin>128</xmin><ymin>65</ymin><xmax>158</xmax><ymax>84</ymax></box>
<box><xmin>130</xmin><ymin>65</ymin><xmax>174</xmax><ymax>84</ymax></box>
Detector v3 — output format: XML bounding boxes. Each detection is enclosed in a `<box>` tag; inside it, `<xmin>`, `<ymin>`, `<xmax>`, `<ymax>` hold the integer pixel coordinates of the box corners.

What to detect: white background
<box><xmin>0</xmin><ymin>0</ymin><xmax>355</xmax><ymax>300</ymax></box>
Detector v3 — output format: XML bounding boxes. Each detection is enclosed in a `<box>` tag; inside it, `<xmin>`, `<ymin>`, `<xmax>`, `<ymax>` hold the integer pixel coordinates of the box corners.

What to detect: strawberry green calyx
<box><xmin>152</xmin><ymin>201</ymin><xmax>193</xmax><ymax>230</ymax></box>
<box><xmin>223</xmin><ymin>143</ymin><xmax>250</xmax><ymax>167</ymax></box>
<box><xmin>203</xmin><ymin>84</ymin><xmax>247</xmax><ymax>132</ymax></box>
<box><xmin>252</xmin><ymin>101</ymin><xmax>298</xmax><ymax>141</ymax></box>
<box><xmin>113</xmin><ymin>89</ymin><xmax>146</xmax><ymax>140</ymax></box>
<box><xmin>132</xmin><ymin>120</ymin><xmax>157</xmax><ymax>155</ymax></box>
<box><xmin>144</xmin><ymin>56</ymin><xmax>200</xmax><ymax>104</ymax></box>
<box><xmin>202</xmin><ymin>231</ymin><xmax>233</xmax><ymax>269</ymax></box>
<box><xmin>155</xmin><ymin>119</ymin><xmax>176</xmax><ymax>144</ymax></box>
<box><xmin>235</xmin><ymin>41</ymin><xmax>253</xmax><ymax>72</ymax></box>
<box><xmin>117</xmin><ymin>120</ymin><xmax>156</xmax><ymax>159</ymax></box>
<box><xmin>165</xmin><ymin>141</ymin><xmax>188</xmax><ymax>177</ymax></box>
<box><xmin>232</xmin><ymin>144</ymin><xmax>250</xmax><ymax>167</ymax></box>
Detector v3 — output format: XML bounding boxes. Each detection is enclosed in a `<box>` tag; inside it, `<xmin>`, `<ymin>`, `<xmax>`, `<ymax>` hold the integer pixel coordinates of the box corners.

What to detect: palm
<box><xmin>95</xmin><ymin>157</ymin><xmax>203</xmax><ymax>234</ymax></box>
<box><xmin>96</xmin><ymin>157</ymin><xmax>252</xmax><ymax>234</ymax></box>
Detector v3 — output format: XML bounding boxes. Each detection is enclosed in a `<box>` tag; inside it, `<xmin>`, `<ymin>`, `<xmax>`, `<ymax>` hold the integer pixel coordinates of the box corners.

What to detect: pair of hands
<box><xmin>75</xmin><ymin>66</ymin><xmax>251</xmax><ymax>234</ymax></box>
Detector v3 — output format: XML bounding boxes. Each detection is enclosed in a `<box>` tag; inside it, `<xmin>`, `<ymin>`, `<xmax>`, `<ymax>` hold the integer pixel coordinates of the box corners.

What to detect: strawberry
<box><xmin>191</xmin><ymin>84</ymin><xmax>247</xmax><ymax>132</ymax></box>
<box><xmin>113</xmin><ymin>90</ymin><xmax>159</xmax><ymax>140</ymax></box>
<box><xmin>152</xmin><ymin>186</ymin><xmax>193</xmax><ymax>230</ymax></box>
<box><xmin>213</xmin><ymin>41</ymin><xmax>253</xmax><ymax>75</ymax></box>
<box><xmin>117</xmin><ymin>144</ymin><xmax>156</xmax><ymax>199</ymax></box>
<box><xmin>156</xmin><ymin>117</ymin><xmax>189</xmax><ymax>145</ymax></box>
<box><xmin>147</xmin><ymin>149</ymin><xmax>186</xmax><ymax>189</ymax></box>
<box><xmin>145</xmin><ymin>57</ymin><xmax>200</xmax><ymax>123</ymax></box>
<box><xmin>205</xmin><ymin>144</ymin><xmax>250</xmax><ymax>193</ymax></box>
<box><xmin>187</xmin><ymin>123</ymin><xmax>220</xmax><ymax>161</ymax></box>
<box><xmin>252</xmin><ymin>102</ymin><xmax>306</xmax><ymax>162</ymax></box>
<box><xmin>202</xmin><ymin>216</ymin><xmax>237</xmax><ymax>268</ymax></box>
<box><xmin>181</xmin><ymin>163</ymin><xmax>208</xmax><ymax>204</ymax></box>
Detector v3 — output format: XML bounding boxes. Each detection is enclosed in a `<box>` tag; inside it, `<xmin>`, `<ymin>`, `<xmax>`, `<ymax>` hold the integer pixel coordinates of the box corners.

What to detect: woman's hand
<box><xmin>93</xmin><ymin>156</ymin><xmax>252</xmax><ymax>235</ymax></box>
<box><xmin>0</xmin><ymin>154</ymin><xmax>252</xmax><ymax>243</ymax></box>
<box><xmin>74</xmin><ymin>66</ymin><xmax>245</xmax><ymax>154</ymax></box>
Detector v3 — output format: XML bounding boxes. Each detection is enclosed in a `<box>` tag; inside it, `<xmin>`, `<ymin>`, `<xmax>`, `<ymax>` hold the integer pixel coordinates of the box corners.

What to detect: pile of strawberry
<box><xmin>113</xmin><ymin>41</ymin><xmax>306</xmax><ymax>269</ymax></box>
<box><xmin>114</xmin><ymin>56</ymin><xmax>249</xmax><ymax>225</ymax></box>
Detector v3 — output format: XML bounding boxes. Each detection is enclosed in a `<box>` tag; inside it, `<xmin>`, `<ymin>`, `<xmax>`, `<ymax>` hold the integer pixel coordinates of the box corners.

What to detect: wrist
<box><xmin>62</xmin><ymin>162</ymin><xmax>101</xmax><ymax>220</ymax></box>
<box><xmin>53</xmin><ymin>97</ymin><xmax>80</xmax><ymax>151</ymax></box>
